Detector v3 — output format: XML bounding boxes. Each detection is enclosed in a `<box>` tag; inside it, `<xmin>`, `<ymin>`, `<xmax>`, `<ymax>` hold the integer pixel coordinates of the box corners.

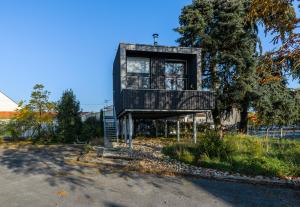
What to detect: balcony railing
<box><xmin>116</xmin><ymin>89</ymin><xmax>215</xmax><ymax>115</ymax></box>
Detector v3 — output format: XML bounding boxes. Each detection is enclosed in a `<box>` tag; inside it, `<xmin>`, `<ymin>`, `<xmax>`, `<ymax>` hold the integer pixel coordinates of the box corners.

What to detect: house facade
<box><xmin>0</xmin><ymin>91</ymin><xmax>18</xmax><ymax>122</ymax></box>
<box><xmin>113</xmin><ymin>43</ymin><xmax>215</xmax><ymax>147</ymax></box>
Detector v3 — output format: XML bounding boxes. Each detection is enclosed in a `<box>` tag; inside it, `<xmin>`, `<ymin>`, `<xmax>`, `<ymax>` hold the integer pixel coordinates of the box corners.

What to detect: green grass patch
<box><xmin>162</xmin><ymin>132</ymin><xmax>300</xmax><ymax>178</ymax></box>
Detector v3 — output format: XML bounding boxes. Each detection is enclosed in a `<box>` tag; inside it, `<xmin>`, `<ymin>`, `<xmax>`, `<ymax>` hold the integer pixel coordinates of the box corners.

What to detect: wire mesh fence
<box><xmin>248</xmin><ymin>126</ymin><xmax>300</xmax><ymax>140</ymax></box>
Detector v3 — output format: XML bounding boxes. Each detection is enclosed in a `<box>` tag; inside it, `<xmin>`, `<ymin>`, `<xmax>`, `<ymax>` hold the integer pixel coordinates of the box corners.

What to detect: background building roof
<box><xmin>0</xmin><ymin>91</ymin><xmax>18</xmax><ymax>112</ymax></box>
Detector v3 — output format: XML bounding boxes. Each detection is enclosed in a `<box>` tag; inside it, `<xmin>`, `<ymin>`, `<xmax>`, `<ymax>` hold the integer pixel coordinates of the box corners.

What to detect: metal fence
<box><xmin>248</xmin><ymin>127</ymin><xmax>300</xmax><ymax>139</ymax></box>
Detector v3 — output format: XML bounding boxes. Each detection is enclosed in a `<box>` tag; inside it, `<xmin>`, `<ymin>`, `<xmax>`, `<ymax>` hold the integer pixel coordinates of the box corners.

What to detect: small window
<box><xmin>127</xmin><ymin>57</ymin><xmax>150</xmax><ymax>74</ymax></box>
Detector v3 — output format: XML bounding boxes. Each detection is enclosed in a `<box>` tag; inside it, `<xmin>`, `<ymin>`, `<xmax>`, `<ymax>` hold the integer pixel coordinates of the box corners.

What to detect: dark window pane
<box><xmin>165</xmin><ymin>78</ymin><xmax>177</xmax><ymax>90</ymax></box>
<box><xmin>140</xmin><ymin>77</ymin><xmax>150</xmax><ymax>89</ymax></box>
<box><xmin>177</xmin><ymin>78</ymin><xmax>186</xmax><ymax>90</ymax></box>
<box><xmin>127</xmin><ymin>76</ymin><xmax>139</xmax><ymax>89</ymax></box>
<box><xmin>127</xmin><ymin>76</ymin><xmax>150</xmax><ymax>89</ymax></box>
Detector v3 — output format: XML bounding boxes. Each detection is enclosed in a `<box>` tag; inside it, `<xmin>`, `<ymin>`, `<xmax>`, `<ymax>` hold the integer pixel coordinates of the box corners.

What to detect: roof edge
<box><xmin>119</xmin><ymin>43</ymin><xmax>201</xmax><ymax>52</ymax></box>
<box><xmin>0</xmin><ymin>91</ymin><xmax>19</xmax><ymax>106</ymax></box>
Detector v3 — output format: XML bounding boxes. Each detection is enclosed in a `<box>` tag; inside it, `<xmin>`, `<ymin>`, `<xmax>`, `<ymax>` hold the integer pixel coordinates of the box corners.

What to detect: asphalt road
<box><xmin>0</xmin><ymin>146</ymin><xmax>299</xmax><ymax>207</ymax></box>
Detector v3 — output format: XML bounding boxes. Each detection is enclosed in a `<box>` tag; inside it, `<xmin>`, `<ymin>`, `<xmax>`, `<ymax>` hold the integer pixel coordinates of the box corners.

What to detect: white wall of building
<box><xmin>0</xmin><ymin>91</ymin><xmax>18</xmax><ymax>112</ymax></box>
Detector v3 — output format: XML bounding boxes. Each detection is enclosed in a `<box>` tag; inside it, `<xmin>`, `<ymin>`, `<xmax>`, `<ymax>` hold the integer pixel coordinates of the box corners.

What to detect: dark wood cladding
<box><xmin>113</xmin><ymin>43</ymin><xmax>215</xmax><ymax>118</ymax></box>
<box><xmin>116</xmin><ymin>89</ymin><xmax>215</xmax><ymax>116</ymax></box>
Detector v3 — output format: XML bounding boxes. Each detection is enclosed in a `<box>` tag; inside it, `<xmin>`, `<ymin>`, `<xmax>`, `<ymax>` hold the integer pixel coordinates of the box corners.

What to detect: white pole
<box><xmin>193</xmin><ymin>114</ymin><xmax>197</xmax><ymax>144</ymax></box>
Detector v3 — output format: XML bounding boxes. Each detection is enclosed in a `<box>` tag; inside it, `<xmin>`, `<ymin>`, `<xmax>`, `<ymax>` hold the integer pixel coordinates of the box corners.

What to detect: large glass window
<box><xmin>126</xmin><ymin>57</ymin><xmax>150</xmax><ymax>89</ymax></box>
<box><xmin>127</xmin><ymin>57</ymin><xmax>150</xmax><ymax>74</ymax></box>
<box><xmin>165</xmin><ymin>61</ymin><xmax>186</xmax><ymax>90</ymax></box>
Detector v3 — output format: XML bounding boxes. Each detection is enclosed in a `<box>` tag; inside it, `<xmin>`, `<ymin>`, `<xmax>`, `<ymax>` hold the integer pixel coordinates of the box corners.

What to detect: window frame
<box><xmin>126</xmin><ymin>57</ymin><xmax>151</xmax><ymax>89</ymax></box>
<box><xmin>126</xmin><ymin>57</ymin><xmax>150</xmax><ymax>75</ymax></box>
<box><xmin>164</xmin><ymin>60</ymin><xmax>187</xmax><ymax>90</ymax></box>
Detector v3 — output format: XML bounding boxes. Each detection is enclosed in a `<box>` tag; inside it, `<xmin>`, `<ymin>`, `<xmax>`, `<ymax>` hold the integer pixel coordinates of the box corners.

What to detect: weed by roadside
<box><xmin>162</xmin><ymin>133</ymin><xmax>300</xmax><ymax>178</ymax></box>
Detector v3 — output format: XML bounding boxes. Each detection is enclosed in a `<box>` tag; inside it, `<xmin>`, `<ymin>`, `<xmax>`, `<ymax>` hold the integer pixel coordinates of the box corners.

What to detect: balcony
<box><xmin>115</xmin><ymin>89</ymin><xmax>215</xmax><ymax>117</ymax></box>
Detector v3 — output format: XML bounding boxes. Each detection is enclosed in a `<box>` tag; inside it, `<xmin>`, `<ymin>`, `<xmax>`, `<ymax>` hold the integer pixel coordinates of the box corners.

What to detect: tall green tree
<box><xmin>254</xmin><ymin>79</ymin><xmax>299</xmax><ymax>126</ymax></box>
<box><xmin>248</xmin><ymin>1</ymin><xmax>300</xmax><ymax>80</ymax></box>
<box><xmin>29</xmin><ymin>84</ymin><xmax>55</xmax><ymax>137</ymax></box>
<box><xmin>176</xmin><ymin>0</ymin><xmax>259</xmax><ymax>134</ymax></box>
<box><xmin>5</xmin><ymin>84</ymin><xmax>55</xmax><ymax>139</ymax></box>
<box><xmin>56</xmin><ymin>89</ymin><xmax>82</xmax><ymax>143</ymax></box>
<box><xmin>254</xmin><ymin>56</ymin><xmax>299</xmax><ymax>126</ymax></box>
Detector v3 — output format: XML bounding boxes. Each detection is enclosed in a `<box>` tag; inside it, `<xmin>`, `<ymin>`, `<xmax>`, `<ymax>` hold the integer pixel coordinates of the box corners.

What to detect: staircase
<box><xmin>103</xmin><ymin>105</ymin><xmax>118</xmax><ymax>148</ymax></box>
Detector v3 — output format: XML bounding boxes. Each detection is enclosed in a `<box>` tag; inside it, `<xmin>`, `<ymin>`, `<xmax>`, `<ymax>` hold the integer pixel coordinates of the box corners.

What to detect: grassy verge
<box><xmin>162</xmin><ymin>133</ymin><xmax>300</xmax><ymax>178</ymax></box>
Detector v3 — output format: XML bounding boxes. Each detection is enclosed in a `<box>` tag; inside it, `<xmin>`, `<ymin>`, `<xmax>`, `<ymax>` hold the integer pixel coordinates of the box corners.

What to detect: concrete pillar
<box><xmin>193</xmin><ymin>114</ymin><xmax>197</xmax><ymax>144</ymax></box>
<box><xmin>164</xmin><ymin>120</ymin><xmax>168</xmax><ymax>138</ymax></box>
<box><xmin>120</xmin><ymin>118</ymin><xmax>124</xmax><ymax>141</ymax></box>
<box><xmin>154</xmin><ymin>120</ymin><xmax>159</xmax><ymax>137</ymax></box>
<box><xmin>128</xmin><ymin>113</ymin><xmax>133</xmax><ymax>149</ymax></box>
<box><xmin>177</xmin><ymin>118</ymin><xmax>180</xmax><ymax>142</ymax></box>
<box><xmin>116</xmin><ymin>119</ymin><xmax>119</xmax><ymax>144</ymax></box>
<box><xmin>123</xmin><ymin>116</ymin><xmax>127</xmax><ymax>145</ymax></box>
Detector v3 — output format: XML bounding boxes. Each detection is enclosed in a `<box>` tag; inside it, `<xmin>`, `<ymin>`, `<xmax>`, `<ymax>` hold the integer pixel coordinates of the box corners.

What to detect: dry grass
<box><xmin>0</xmin><ymin>140</ymin><xmax>64</xmax><ymax>149</ymax></box>
<box><xmin>0</xmin><ymin>140</ymin><xmax>35</xmax><ymax>149</ymax></box>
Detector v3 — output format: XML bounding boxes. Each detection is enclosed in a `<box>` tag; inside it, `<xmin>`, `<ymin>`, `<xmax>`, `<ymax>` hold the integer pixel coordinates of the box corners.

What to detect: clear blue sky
<box><xmin>0</xmin><ymin>0</ymin><xmax>299</xmax><ymax>111</ymax></box>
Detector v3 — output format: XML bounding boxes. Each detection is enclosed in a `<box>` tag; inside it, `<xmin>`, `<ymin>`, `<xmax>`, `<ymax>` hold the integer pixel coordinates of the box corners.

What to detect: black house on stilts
<box><xmin>112</xmin><ymin>43</ymin><xmax>215</xmax><ymax>148</ymax></box>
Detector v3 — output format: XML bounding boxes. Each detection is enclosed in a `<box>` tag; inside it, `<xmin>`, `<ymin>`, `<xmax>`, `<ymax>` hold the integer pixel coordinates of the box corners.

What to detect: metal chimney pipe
<box><xmin>153</xmin><ymin>33</ymin><xmax>159</xmax><ymax>46</ymax></box>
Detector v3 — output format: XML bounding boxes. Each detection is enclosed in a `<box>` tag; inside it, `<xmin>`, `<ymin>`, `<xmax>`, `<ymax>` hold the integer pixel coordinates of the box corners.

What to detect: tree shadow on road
<box><xmin>0</xmin><ymin>145</ymin><xmax>95</xmax><ymax>191</ymax></box>
<box><xmin>185</xmin><ymin>177</ymin><xmax>300</xmax><ymax>207</ymax></box>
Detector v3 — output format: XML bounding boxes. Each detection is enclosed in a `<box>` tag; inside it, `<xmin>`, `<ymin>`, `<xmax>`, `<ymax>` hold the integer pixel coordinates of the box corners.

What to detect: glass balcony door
<box><xmin>164</xmin><ymin>61</ymin><xmax>187</xmax><ymax>90</ymax></box>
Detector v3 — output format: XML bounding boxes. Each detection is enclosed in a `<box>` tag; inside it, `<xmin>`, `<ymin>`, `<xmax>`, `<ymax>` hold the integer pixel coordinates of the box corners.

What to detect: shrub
<box><xmin>162</xmin><ymin>144</ymin><xmax>195</xmax><ymax>163</ymax></box>
<box><xmin>83</xmin><ymin>144</ymin><xmax>93</xmax><ymax>154</ymax></box>
<box><xmin>5</xmin><ymin>120</ymin><xmax>24</xmax><ymax>141</ymax></box>
<box><xmin>179</xmin><ymin>149</ymin><xmax>195</xmax><ymax>164</ymax></box>
<box><xmin>197</xmin><ymin>131</ymin><xmax>235</xmax><ymax>160</ymax></box>
<box><xmin>163</xmin><ymin>131</ymin><xmax>234</xmax><ymax>164</ymax></box>
<box><xmin>81</xmin><ymin>116</ymin><xmax>103</xmax><ymax>143</ymax></box>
